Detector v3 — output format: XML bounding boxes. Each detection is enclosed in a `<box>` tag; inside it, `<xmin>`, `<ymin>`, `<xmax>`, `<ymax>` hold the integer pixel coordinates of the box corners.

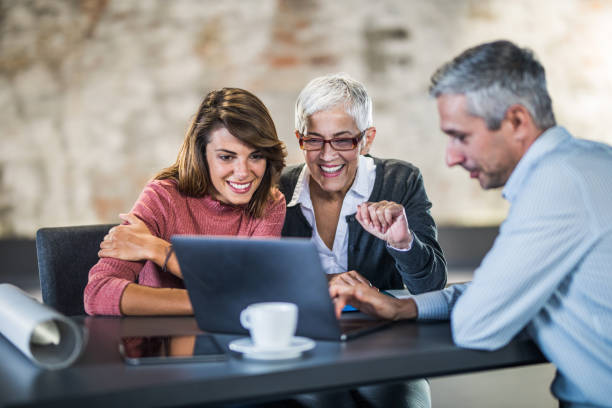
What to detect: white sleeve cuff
<box><xmin>386</xmin><ymin>233</ymin><xmax>414</xmax><ymax>252</ymax></box>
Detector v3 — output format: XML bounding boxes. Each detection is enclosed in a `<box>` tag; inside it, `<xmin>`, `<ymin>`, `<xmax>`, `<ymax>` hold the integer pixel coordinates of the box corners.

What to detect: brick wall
<box><xmin>1</xmin><ymin>0</ymin><xmax>611</xmax><ymax>237</ymax></box>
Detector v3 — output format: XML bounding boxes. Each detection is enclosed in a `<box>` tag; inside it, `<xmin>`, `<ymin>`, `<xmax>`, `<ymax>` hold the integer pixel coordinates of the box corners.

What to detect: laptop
<box><xmin>172</xmin><ymin>236</ymin><xmax>392</xmax><ymax>341</ymax></box>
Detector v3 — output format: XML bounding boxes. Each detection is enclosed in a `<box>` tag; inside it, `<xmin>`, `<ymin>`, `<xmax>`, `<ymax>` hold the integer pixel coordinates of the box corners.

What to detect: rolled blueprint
<box><xmin>0</xmin><ymin>284</ymin><xmax>86</xmax><ymax>370</ymax></box>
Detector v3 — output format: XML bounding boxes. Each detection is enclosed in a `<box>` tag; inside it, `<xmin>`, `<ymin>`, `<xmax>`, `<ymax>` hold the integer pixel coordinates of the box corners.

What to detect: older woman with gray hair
<box><xmin>278</xmin><ymin>73</ymin><xmax>446</xmax><ymax>407</ymax></box>
<box><xmin>281</xmin><ymin>73</ymin><xmax>446</xmax><ymax>293</ymax></box>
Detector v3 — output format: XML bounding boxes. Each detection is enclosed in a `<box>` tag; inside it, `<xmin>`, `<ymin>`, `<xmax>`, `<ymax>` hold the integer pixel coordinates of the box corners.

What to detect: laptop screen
<box><xmin>173</xmin><ymin>236</ymin><xmax>343</xmax><ymax>340</ymax></box>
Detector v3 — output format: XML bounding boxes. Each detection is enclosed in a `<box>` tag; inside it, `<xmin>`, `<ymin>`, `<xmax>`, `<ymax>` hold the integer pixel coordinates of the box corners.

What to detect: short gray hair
<box><xmin>429</xmin><ymin>40</ymin><xmax>556</xmax><ymax>130</ymax></box>
<box><xmin>295</xmin><ymin>73</ymin><xmax>373</xmax><ymax>135</ymax></box>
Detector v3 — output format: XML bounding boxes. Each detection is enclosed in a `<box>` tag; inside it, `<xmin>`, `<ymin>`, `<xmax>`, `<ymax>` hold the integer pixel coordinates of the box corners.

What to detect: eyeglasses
<box><xmin>298</xmin><ymin>129</ymin><xmax>366</xmax><ymax>151</ymax></box>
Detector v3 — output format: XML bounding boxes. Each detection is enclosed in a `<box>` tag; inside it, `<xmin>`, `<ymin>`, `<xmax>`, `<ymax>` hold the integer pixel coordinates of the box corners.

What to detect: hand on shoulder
<box><xmin>98</xmin><ymin>213</ymin><xmax>163</xmax><ymax>263</ymax></box>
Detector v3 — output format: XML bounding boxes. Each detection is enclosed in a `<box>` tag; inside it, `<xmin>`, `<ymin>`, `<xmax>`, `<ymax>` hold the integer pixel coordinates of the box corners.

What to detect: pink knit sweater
<box><xmin>84</xmin><ymin>179</ymin><xmax>286</xmax><ymax>316</ymax></box>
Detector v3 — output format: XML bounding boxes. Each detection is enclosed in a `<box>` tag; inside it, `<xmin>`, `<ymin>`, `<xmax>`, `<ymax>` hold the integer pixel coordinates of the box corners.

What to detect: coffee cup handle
<box><xmin>239</xmin><ymin>309</ymin><xmax>251</xmax><ymax>329</ymax></box>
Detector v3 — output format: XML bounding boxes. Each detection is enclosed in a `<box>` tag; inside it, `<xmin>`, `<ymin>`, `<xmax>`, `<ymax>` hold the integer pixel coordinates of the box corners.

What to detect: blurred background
<box><xmin>2</xmin><ymin>0</ymin><xmax>612</xmax><ymax>406</ymax></box>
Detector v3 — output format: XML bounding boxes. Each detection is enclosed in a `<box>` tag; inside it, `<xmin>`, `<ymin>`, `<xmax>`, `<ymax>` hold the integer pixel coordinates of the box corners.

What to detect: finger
<box><xmin>329</xmin><ymin>285</ymin><xmax>351</xmax><ymax>318</ymax></box>
<box><xmin>350</xmin><ymin>287</ymin><xmax>381</xmax><ymax>317</ymax></box>
<box><xmin>331</xmin><ymin>284</ymin><xmax>358</xmax><ymax>303</ymax></box>
<box><xmin>383</xmin><ymin>205</ymin><xmax>395</xmax><ymax>227</ymax></box>
<box><xmin>345</xmin><ymin>271</ymin><xmax>367</xmax><ymax>286</ymax></box>
<box><xmin>380</xmin><ymin>205</ymin><xmax>397</xmax><ymax>233</ymax></box>
<box><xmin>327</xmin><ymin>273</ymin><xmax>343</xmax><ymax>284</ymax></box>
<box><xmin>378</xmin><ymin>207</ymin><xmax>389</xmax><ymax>233</ymax></box>
<box><xmin>98</xmin><ymin>248</ymin><xmax>112</xmax><ymax>258</ymax></box>
<box><xmin>340</xmin><ymin>274</ymin><xmax>357</xmax><ymax>286</ymax></box>
<box><xmin>367</xmin><ymin>204</ymin><xmax>383</xmax><ymax>232</ymax></box>
<box><xmin>384</xmin><ymin>204</ymin><xmax>403</xmax><ymax>226</ymax></box>
<box><xmin>355</xmin><ymin>207</ymin><xmax>364</xmax><ymax>224</ymax></box>
<box><xmin>346</xmin><ymin>271</ymin><xmax>362</xmax><ymax>284</ymax></box>
<box><xmin>332</xmin><ymin>297</ymin><xmax>345</xmax><ymax>319</ymax></box>
<box><xmin>358</xmin><ymin>203</ymin><xmax>372</xmax><ymax>228</ymax></box>
<box><xmin>99</xmin><ymin>240</ymin><xmax>112</xmax><ymax>249</ymax></box>
<box><xmin>347</xmin><ymin>270</ymin><xmax>370</xmax><ymax>286</ymax></box>
<box><xmin>365</xmin><ymin>203</ymin><xmax>378</xmax><ymax>230</ymax></box>
<box><xmin>120</xmin><ymin>213</ymin><xmax>142</xmax><ymax>225</ymax></box>
<box><xmin>355</xmin><ymin>208</ymin><xmax>372</xmax><ymax>233</ymax></box>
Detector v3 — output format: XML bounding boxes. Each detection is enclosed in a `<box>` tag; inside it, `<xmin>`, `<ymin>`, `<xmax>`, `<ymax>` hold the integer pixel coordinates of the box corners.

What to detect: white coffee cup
<box><xmin>239</xmin><ymin>302</ymin><xmax>298</xmax><ymax>349</ymax></box>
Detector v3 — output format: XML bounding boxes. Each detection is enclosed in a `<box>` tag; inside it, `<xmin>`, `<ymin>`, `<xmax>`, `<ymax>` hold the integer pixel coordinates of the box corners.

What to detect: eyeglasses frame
<box><xmin>297</xmin><ymin>129</ymin><xmax>368</xmax><ymax>151</ymax></box>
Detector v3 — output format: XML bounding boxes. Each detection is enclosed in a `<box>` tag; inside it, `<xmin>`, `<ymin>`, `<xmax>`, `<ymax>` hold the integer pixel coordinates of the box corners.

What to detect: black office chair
<box><xmin>36</xmin><ymin>224</ymin><xmax>117</xmax><ymax>316</ymax></box>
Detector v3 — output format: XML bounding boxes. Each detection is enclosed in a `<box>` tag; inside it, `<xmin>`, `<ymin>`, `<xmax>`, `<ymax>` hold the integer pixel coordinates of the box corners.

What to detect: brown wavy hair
<box><xmin>155</xmin><ymin>88</ymin><xmax>286</xmax><ymax>218</ymax></box>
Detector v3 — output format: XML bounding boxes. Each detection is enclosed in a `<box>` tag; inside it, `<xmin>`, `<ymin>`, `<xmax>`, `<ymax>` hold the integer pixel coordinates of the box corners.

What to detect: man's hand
<box><xmin>356</xmin><ymin>201</ymin><xmax>413</xmax><ymax>249</ymax></box>
<box><xmin>327</xmin><ymin>270</ymin><xmax>372</xmax><ymax>287</ymax></box>
<box><xmin>329</xmin><ymin>281</ymin><xmax>418</xmax><ymax>321</ymax></box>
<box><xmin>99</xmin><ymin>213</ymin><xmax>160</xmax><ymax>262</ymax></box>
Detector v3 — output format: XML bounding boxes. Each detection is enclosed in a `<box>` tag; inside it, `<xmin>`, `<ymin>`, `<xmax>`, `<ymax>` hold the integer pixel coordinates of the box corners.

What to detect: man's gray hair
<box><xmin>429</xmin><ymin>40</ymin><xmax>556</xmax><ymax>130</ymax></box>
<box><xmin>295</xmin><ymin>73</ymin><xmax>373</xmax><ymax>135</ymax></box>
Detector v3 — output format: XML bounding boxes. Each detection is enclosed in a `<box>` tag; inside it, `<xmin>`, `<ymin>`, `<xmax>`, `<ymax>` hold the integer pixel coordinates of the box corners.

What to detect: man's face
<box><xmin>437</xmin><ymin>94</ymin><xmax>520</xmax><ymax>190</ymax></box>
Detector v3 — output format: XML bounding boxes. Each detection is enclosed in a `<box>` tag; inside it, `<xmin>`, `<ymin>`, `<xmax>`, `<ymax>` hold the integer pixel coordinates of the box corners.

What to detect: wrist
<box><xmin>162</xmin><ymin>244</ymin><xmax>174</xmax><ymax>274</ymax></box>
<box><xmin>151</xmin><ymin>239</ymin><xmax>172</xmax><ymax>267</ymax></box>
<box><xmin>394</xmin><ymin>298</ymin><xmax>418</xmax><ymax>320</ymax></box>
<box><xmin>388</xmin><ymin>231</ymin><xmax>414</xmax><ymax>250</ymax></box>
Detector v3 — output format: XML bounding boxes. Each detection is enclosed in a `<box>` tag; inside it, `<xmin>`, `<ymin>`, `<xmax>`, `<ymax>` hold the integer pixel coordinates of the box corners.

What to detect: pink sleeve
<box><xmin>83</xmin><ymin>181</ymin><xmax>175</xmax><ymax>316</ymax></box>
<box><xmin>250</xmin><ymin>189</ymin><xmax>286</xmax><ymax>238</ymax></box>
<box><xmin>83</xmin><ymin>258</ymin><xmax>144</xmax><ymax>316</ymax></box>
<box><xmin>130</xmin><ymin>181</ymin><xmax>176</xmax><ymax>239</ymax></box>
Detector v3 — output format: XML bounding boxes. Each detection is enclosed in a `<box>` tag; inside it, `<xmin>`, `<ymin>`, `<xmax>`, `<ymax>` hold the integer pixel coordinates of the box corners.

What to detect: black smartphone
<box><xmin>119</xmin><ymin>334</ymin><xmax>227</xmax><ymax>365</ymax></box>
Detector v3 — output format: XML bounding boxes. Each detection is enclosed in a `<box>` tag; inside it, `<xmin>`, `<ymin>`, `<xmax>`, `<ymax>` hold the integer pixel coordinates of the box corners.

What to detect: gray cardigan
<box><xmin>279</xmin><ymin>157</ymin><xmax>447</xmax><ymax>293</ymax></box>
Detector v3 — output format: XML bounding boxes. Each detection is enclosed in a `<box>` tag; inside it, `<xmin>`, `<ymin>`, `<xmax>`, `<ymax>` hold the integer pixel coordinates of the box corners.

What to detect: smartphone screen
<box><xmin>119</xmin><ymin>334</ymin><xmax>227</xmax><ymax>365</ymax></box>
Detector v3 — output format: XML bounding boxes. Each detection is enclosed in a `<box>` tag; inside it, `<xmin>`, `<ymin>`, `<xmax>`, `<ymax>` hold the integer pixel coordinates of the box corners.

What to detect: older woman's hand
<box><xmin>99</xmin><ymin>213</ymin><xmax>161</xmax><ymax>262</ymax></box>
<box><xmin>327</xmin><ymin>270</ymin><xmax>373</xmax><ymax>287</ymax></box>
<box><xmin>355</xmin><ymin>201</ymin><xmax>413</xmax><ymax>250</ymax></box>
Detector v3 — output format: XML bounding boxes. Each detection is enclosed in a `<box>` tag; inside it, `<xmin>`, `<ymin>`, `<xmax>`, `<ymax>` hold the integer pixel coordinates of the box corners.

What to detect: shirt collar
<box><xmin>288</xmin><ymin>155</ymin><xmax>373</xmax><ymax>208</ymax></box>
<box><xmin>502</xmin><ymin>126</ymin><xmax>571</xmax><ymax>203</ymax></box>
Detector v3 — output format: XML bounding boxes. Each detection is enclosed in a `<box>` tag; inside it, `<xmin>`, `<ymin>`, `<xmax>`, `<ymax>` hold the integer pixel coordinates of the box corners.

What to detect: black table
<box><xmin>0</xmin><ymin>315</ymin><xmax>546</xmax><ymax>407</ymax></box>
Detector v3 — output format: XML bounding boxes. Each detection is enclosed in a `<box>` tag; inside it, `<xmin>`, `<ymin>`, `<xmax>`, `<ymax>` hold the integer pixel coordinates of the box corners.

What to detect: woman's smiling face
<box><xmin>301</xmin><ymin>106</ymin><xmax>364</xmax><ymax>198</ymax></box>
<box><xmin>206</xmin><ymin>126</ymin><xmax>267</xmax><ymax>205</ymax></box>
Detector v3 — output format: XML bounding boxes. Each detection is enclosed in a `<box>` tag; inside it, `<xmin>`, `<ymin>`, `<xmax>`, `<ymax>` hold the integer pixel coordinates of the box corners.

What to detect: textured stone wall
<box><xmin>1</xmin><ymin>0</ymin><xmax>611</xmax><ymax>237</ymax></box>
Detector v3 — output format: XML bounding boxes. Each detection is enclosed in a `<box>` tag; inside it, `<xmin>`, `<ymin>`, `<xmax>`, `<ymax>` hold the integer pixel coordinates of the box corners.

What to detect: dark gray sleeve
<box><xmin>389</xmin><ymin>171</ymin><xmax>447</xmax><ymax>293</ymax></box>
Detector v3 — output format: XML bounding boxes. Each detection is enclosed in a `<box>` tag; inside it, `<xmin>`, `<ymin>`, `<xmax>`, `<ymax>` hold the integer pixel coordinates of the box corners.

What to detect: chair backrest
<box><xmin>36</xmin><ymin>224</ymin><xmax>117</xmax><ymax>316</ymax></box>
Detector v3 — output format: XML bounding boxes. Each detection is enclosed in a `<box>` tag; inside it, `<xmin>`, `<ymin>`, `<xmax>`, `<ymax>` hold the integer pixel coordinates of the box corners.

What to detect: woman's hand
<box><xmin>327</xmin><ymin>270</ymin><xmax>373</xmax><ymax>287</ymax></box>
<box><xmin>99</xmin><ymin>213</ymin><xmax>163</xmax><ymax>262</ymax></box>
<box><xmin>355</xmin><ymin>201</ymin><xmax>413</xmax><ymax>250</ymax></box>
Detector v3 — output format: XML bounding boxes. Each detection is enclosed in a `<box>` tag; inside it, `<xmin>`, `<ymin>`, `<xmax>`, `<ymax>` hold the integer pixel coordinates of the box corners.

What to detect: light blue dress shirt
<box><xmin>413</xmin><ymin>127</ymin><xmax>612</xmax><ymax>407</ymax></box>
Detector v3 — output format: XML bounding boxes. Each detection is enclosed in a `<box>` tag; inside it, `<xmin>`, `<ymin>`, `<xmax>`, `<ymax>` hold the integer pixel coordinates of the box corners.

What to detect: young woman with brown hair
<box><xmin>84</xmin><ymin>88</ymin><xmax>286</xmax><ymax>316</ymax></box>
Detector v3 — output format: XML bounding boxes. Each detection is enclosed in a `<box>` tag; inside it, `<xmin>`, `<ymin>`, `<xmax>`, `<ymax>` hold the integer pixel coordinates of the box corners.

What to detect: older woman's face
<box><xmin>301</xmin><ymin>106</ymin><xmax>363</xmax><ymax>197</ymax></box>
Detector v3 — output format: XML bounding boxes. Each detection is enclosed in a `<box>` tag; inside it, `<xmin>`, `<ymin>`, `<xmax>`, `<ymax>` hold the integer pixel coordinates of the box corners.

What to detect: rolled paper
<box><xmin>0</xmin><ymin>284</ymin><xmax>87</xmax><ymax>370</ymax></box>
<box><xmin>31</xmin><ymin>320</ymin><xmax>61</xmax><ymax>346</ymax></box>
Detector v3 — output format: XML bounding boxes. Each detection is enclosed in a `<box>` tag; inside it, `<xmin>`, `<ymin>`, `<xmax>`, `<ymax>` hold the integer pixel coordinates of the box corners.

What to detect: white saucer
<box><xmin>228</xmin><ymin>337</ymin><xmax>315</xmax><ymax>360</ymax></box>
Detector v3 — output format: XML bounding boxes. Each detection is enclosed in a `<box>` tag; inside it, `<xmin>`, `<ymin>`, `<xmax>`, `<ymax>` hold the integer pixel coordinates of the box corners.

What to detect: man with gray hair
<box><xmin>331</xmin><ymin>40</ymin><xmax>612</xmax><ymax>407</ymax></box>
